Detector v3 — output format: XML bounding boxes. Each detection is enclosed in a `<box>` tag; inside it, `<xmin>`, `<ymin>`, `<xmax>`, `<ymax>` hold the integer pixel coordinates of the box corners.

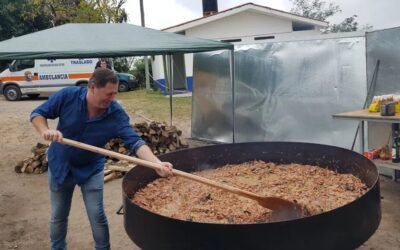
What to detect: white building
<box><xmin>152</xmin><ymin>2</ymin><xmax>328</xmax><ymax>92</ymax></box>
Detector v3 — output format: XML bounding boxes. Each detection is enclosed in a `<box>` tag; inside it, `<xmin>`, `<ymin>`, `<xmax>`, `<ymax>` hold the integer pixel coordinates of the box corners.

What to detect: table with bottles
<box><xmin>333</xmin><ymin>109</ymin><xmax>400</xmax><ymax>181</ymax></box>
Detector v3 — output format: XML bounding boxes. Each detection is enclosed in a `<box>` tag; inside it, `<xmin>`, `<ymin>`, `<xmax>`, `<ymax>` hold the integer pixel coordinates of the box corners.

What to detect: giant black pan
<box><xmin>122</xmin><ymin>142</ymin><xmax>381</xmax><ymax>250</ymax></box>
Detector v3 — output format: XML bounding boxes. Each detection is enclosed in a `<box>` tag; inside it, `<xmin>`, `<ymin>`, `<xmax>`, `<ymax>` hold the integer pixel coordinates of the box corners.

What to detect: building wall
<box><xmin>152</xmin><ymin>10</ymin><xmax>322</xmax><ymax>91</ymax></box>
<box><xmin>152</xmin><ymin>54</ymin><xmax>194</xmax><ymax>92</ymax></box>
<box><xmin>186</xmin><ymin>11</ymin><xmax>294</xmax><ymax>41</ymax></box>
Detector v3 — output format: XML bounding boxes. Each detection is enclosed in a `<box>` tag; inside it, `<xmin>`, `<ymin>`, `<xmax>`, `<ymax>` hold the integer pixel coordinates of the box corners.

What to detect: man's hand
<box><xmin>136</xmin><ymin>145</ymin><xmax>174</xmax><ymax>177</ymax></box>
<box><xmin>42</xmin><ymin>129</ymin><xmax>63</xmax><ymax>142</ymax></box>
<box><xmin>156</xmin><ymin>162</ymin><xmax>173</xmax><ymax>177</ymax></box>
<box><xmin>31</xmin><ymin>116</ymin><xmax>63</xmax><ymax>142</ymax></box>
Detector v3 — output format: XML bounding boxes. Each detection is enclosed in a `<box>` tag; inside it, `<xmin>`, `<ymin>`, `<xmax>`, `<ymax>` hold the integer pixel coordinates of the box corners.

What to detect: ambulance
<box><xmin>0</xmin><ymin>58</ymin><xmax>138</xmax><ymax>101</ymax></box>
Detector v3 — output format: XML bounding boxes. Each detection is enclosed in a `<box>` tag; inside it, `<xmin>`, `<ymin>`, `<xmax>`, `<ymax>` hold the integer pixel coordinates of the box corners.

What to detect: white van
<box><xmin>0</xmin><ymin>58</ymin><xmax>138</xmax><ymax>101</ymax></box>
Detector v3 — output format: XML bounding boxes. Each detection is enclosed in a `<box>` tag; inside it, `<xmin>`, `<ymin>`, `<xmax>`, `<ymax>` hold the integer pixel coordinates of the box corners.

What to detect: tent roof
<box><xmin>0</xmin><ymin>23</ymin><xmax>233</xmax><ymax>60</ymax></box>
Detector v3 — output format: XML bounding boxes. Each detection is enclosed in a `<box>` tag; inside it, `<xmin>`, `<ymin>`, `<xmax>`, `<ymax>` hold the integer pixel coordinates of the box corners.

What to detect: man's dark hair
<box><xmin>89</xmin><ymin>68</ymin><xmax>118</xmax><ymax>88</ymax></box>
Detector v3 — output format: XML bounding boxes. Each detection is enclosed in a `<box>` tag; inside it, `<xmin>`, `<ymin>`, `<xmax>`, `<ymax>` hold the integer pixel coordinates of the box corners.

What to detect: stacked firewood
<box><xmin>103</xmin><ymin>138</ymin><xmax>131</xmax><ymax>182</ymax></box>
<box><xmin>133</xmin><ymin>121</ymin><xmax>188</xmax><ymax>155</ymax></box>
<box><xmin>15</xmin><ymin>143</ymin><xmax>49</xmax><ymax>174</ymax></box>
<box><xmin>15</xmin><ymin>122</ymin><xmax>187</xmax><ymax>181</ymax></box>
<box><xmin>102</xmin><ymin>122</ymin><xmax>189</xmax><ymax>182</ymax></box>
<box><xmin>104</xmin><ymin>138</ymin><xmax>130</xmax><ymax>156</ymax></box>
<box><xmin>103</xmin><ymin>122</ymin><xmax>190</xmax><ymax>158</ymax></box>
<box><xmin>104</xmin><ymin>160</ymin><xmax>133</xmax><ymax>182</ymax></box>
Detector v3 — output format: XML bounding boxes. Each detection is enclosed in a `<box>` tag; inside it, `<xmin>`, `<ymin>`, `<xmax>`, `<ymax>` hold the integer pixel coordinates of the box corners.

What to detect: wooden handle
<box><xmin>106</xmin><ymin>164</ymin><xmax>134</xmax><ymax>172</ymax></box>
<box><xmin>60</xmin><ymin>138</ymin><xmax>263</xmax><ymax>201</ymax></box>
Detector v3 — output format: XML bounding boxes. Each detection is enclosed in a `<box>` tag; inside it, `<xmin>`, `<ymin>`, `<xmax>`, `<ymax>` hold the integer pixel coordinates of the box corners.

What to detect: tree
<box><xmin>33</xmin><ymin>0</ymin><xmax>104</xmax><ymax>26</ymax></box>
<box><xmin>2</xmin><ymin>0</ymin><xmax>127</xmax><ymax>33</ymax></box>
<box><xmin>0</xmin><ymin>0</ymin><xmax>52</xmax><ymax>41</ymax></box>
<box><xmin>113</xmin><ymin>57</ymin><xmax>130</xmax><ymax>72</ymax></box>
<box><xmin>328</xmin><ymin>15</ymin><xmax>358</xmax><ymax>33</ymax></box>
<box><xmin>88</xmin><ymin>0</ymin><xmax>128</xmax><ymax>23</ymax></box>
<box><xmin>73</xmin><ymin>1</ymin><xmax>106</xmax><ymax>23</ymax></box>
<box><xmin>290</xmin><ymin>0</ymin><xmax>340</xmax><ymax>22</ymax></box>
<box><xmin>0</xmin><ymin>0</ymin><xmax>129</xmax><ymax>71</ymax></box>
<box><xmin>290</xmin><ymin>0</ymin><xmax>372</xmax><ymax>33</ymax></box>
<box><xmin>0</xmin><ymin>0</ymin><xmax>53</xmax><ymax>70</ymax></box>
<box><xmin>132</xmin><ymin>58</ymin><xmax>152</xmax><ymax>87</ymax></box>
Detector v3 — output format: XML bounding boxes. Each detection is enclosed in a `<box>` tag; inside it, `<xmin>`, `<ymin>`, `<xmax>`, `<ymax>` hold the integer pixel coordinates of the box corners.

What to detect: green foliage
<box><xmin>290</xmin><ymin>0</ymin><xmax>340</xmax><ymax>21</ymax></box>
<box><xmin>113</xmin><ymin>57</ymin><xmax>130</xmax><ymax>72</ymax></box>
<box><xmin>132</xmin><ymin>58</ymin><xmax>152</xmax><ymax>86</ymax></box>
<box><xmin>0</xmin><ymin>0</ymin><xmax>52</xmax><ymax>70</ymax></box>
<box><xmin>0</xmin><ymin>0</ymin><xmax>129</xmax><ymax>70</ymax></box>
<box><xmin>328</xmin><ymin>15</ymin><xmax>358</xmax><ymax>33</ymax></box>
<box><xmin>0</xmin><ymin>0</ymin><xmax>128</xmax><ymax>41</ymax></box>
<box><xmin>32</xmin><ymin>0</ymin><xmax>104</xmax><ymax>25</ymax></box>
<box><xmin>87</xmin><ymin>0</ymin><xmax>128</xmax><ymax>23</ymax></box>
<box><xmin>68</xmin><ymin>1</ymin><xmax>104</xmax><ymax>23</ymax></box>
<box><xmin>290</xmin><ymin>0</ymin><xmax>373</xmax><ymax>33</ymax></box>
<box><xmin>34</xmin><ymin>0</ymin><xmax>128</xmax><ymax>25</ymax></box>
<box><xmin>0</xmin><ymin>0</ymin><xmax>52</xmax><ymax>41</ymax></box>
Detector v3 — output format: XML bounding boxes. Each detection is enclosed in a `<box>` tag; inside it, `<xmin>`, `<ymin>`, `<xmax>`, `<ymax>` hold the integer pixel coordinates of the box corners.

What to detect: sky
<box><xmin>124</xmin><ymin>0</ymin><xmax>400</xmax><ymax>31</ymax></box>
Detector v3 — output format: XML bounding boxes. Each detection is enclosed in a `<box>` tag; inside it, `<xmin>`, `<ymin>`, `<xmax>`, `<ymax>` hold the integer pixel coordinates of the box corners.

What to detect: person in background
<box><xmin>95</xmin><ymin>58</ymin><xmax>112</xmax><ymax>70</ymax></box>
<box><xmin>30</xmin><ymin>68</ymin><xmax>173</xmax><ymax>250</ymax></box>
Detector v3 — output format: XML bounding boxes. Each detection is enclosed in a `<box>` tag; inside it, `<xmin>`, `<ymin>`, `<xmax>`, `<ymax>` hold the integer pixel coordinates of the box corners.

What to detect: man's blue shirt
<box><xmin>30</xmin><ymin>87</ymin><xmax>146</xmax><ymax>184</ymax></box>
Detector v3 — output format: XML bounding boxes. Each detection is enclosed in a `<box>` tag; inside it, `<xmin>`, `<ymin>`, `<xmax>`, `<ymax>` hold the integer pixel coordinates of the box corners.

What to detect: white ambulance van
<box><xmin>0</xmin><ymin>58</ymin><xmax>138</xmax><ymax>101</ymax></box>
<box><xmin>0</xmin><ymin>58</ymin><xmax>95</xmax><ymax>101</ymax></box>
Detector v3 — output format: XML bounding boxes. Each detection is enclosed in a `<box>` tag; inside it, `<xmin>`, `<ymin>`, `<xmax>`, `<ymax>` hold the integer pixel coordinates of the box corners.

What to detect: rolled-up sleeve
<box><xmin>30</xmin><ymin>89</ymin><xmax>66</xmax><ymax>121</ymax></box>
<box><xmin>116</xmin><ymin>111</ymin><xmax>146</xmax><ymax>155</ymax></box>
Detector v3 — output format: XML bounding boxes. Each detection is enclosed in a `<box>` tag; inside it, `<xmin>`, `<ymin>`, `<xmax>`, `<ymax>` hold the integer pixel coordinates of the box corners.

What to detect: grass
<box><xmin>116</xmin><ymin>89</ymin><xmax>192</xmax><ymax>124</ymax></box>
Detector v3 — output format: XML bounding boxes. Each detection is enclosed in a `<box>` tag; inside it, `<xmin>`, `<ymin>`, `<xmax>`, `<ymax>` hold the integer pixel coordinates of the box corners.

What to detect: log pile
<box><xmin>104</xmin><ymin>160</ymin><xmax>134</xmax><ymax>183</ymax></box>
<box><xmin>15</xmin><ymin>143</ymin><xmax>49</xmax><ymax>174</ymax></box>
<box><xmin>102</xmin><ymin>122</ymin><xmax>189</xmax><ymax>183</ymax></box>
<box><xmin>104</xmin><ymin>138</ymin><xmax>130</xmax><ymax>157</ymax></box>
<box><xmin>15</xmin><ymin>122</ymin><xmax>187</xmax><ymax>181</ymax></box>
<box><xmin>133</xmin><ymin>121</ymin><xmax>189</xmax><ymax>155</ymax></box>
<box><xmin>103</xmin><ymin>139</ymin><xmax>131</xmax><ymax>182</ymax></box>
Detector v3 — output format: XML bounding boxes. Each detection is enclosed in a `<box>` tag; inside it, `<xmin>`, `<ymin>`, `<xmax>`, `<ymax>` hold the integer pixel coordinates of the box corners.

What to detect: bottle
<box><xmin>392</xmin><ymin>124</ymin><xmax>400</xmax><ymax>163</ymax></box>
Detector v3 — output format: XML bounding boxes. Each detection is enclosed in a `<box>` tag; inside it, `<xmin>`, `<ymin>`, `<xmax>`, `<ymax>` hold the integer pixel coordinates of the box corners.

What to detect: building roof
<box><xmin>163</xmin><ymin>2</ymin><xmax>328</xmax><ymax>32</ymax></box>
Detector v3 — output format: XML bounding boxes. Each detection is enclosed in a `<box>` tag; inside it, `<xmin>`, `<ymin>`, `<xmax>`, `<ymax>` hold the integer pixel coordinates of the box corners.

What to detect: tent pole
<box><xmin>168</xmin><ymin>54</ymin><xmax>174</xmax><ymax>126</ymax></box>
<box><xmin>162</xmin><ymin>55</ymin><xmax>169</xmax><ymax>94</ymax></box>
<box><xmin>139</xmin><ymin>0</ymin><xmax>150</xmax><ymax>89</ymax></box>
<box><xmin>162</xmin><ymin>55</ymin><xmax>168</xmax><ymax>90</ymax></box>
<box><xmin>229</xmin><ymin>48</ymin><xmax>235</xmax><ymax>143</ymax></box>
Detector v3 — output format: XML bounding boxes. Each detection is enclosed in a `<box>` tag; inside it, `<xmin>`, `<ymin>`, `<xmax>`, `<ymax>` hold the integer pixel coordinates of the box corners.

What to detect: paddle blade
<box><xmin>258</xmin><ymin>197</ymin><xmax>308</xmax><ymax>222</ymax></box>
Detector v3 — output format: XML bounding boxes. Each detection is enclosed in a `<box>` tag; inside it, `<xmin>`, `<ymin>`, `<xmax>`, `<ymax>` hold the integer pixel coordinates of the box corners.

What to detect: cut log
<box><xmin>31</xmin><ymin>160</ymin><xmax>41</xmax><ymax>168</ymax></box>
<box><xmin>104</xmin><ymin>169</ymin><xmax>113</xmax><ymax>176</ymax></box>
<box><xmin>16</xmin><ymin>143</ymin><xmax>50</xmax><ymax>174</ymax></box>
<box><xmin>25</xmin><ymin>165</ymin><xmax>34</xmax><ymax>174</ymax></box>
<box><xmin>104</xmin><ymin>172</ymin><xmax>118</xmax><ymax>183</ymax></box>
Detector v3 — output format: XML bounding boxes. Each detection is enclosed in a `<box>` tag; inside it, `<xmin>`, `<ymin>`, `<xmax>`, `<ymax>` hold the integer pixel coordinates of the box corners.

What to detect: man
<box><xmin>30</xmin><ymin>68</ymin><xmax>173</xmax><ymax>250</ymax></box>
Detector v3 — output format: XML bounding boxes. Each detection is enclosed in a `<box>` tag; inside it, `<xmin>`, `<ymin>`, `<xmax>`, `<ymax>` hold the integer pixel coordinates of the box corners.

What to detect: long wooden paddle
<box><xmin>60</xmin><ymin>138</ymin><xmax>305</xmax><ymax>220</ymax></box>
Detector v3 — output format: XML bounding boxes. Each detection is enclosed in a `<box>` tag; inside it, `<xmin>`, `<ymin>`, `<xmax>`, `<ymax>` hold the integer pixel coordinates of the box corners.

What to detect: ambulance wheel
<box><xmin>118</xmin><ymin>82</ymin><xmax>129</xmax><ymax>92</ymax></box>
<box><xmin>4</xmin><ymin>85</ymin><xmax>22</xmax><ymax>101</ymax></box>
<box><xmin>28</xmin><ymin>94</ymin><xmax>40</xmax><ymax>99</ymax></box>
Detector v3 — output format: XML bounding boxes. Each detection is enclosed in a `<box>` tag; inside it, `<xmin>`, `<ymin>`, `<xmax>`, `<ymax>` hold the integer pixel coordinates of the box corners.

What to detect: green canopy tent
<box><xmin>0</xmin><ymin>23</ymin><xmax>232</xmax><ymax>58</ymax></box>
<box><xmin>0</xmin><ymin>23</ymin><xmax>236</xmax><ymax>141</ymax></box>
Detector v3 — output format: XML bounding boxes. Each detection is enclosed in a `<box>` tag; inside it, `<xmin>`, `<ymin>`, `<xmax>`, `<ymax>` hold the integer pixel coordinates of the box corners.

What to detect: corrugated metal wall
<box><xmin>192</xmin><ymin>33</ymin><xmax>367</xmax><ymax>149</ymax></box>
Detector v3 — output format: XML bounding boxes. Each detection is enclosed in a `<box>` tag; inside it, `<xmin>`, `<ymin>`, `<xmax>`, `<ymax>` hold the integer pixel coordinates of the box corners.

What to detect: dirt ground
<box><xmin>0</xmin><ymin>95</ymin><xmax>399</xmax><ymax>250</ymax></box>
